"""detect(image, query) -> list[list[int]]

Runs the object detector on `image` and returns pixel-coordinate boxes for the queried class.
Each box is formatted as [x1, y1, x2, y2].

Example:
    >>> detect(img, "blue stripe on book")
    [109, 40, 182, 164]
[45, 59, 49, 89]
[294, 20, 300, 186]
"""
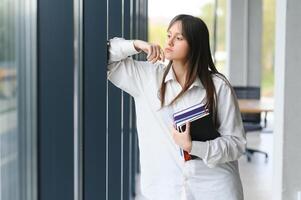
[173, 103, 204, 116]
[174, 110, 208, 124]
[176, 112, 210, 127]
[173, 105, 207, 121]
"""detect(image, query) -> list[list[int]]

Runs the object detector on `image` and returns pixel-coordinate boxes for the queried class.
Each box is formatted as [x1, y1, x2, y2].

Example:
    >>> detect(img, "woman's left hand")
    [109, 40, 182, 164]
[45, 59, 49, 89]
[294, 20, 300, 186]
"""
[171, 122, 192, 152]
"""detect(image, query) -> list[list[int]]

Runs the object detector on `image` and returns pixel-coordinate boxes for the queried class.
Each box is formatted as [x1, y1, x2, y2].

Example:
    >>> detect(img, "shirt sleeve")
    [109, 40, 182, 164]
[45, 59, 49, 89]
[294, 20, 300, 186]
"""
[107, 37, 154, 98]
[190, 80, 246, 168]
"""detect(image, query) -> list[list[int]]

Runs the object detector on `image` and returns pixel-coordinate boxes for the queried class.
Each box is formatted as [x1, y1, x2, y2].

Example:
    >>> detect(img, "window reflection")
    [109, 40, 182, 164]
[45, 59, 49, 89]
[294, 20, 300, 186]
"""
[0, 0, 19, 199]
[0, 0, 36, 199]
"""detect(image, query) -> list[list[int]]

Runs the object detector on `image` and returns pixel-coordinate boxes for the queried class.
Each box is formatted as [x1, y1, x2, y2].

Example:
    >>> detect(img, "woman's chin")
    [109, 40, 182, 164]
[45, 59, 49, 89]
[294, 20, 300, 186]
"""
[164, 55, 173, 60]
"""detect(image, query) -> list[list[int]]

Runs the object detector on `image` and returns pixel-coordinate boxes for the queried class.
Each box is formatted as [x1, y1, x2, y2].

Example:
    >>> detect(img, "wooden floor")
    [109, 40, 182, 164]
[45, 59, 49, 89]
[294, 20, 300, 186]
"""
[135, 114, 274, 200]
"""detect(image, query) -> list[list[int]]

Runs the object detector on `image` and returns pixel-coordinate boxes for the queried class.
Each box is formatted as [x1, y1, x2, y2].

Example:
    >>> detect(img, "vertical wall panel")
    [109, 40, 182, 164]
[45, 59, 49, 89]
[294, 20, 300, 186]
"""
[83, 0, 107, 199]
[38, 1, 74, 200]
[122, 0, 131, 199]
[130, 0, 138, 196]
[107, 0, 123, 199]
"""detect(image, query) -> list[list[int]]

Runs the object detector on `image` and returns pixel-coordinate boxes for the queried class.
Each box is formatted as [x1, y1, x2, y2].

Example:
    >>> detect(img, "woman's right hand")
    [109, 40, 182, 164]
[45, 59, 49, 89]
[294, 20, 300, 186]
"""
[133, 40, 165, 63]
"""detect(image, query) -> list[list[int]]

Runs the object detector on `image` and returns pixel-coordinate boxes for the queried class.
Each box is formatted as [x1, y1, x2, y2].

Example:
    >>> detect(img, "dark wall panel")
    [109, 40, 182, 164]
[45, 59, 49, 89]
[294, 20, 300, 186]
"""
[84, 0, 108, 199]
[122, 0, 132, 199]
[108, 0, 123, 199]
[38, 0, 74, 200]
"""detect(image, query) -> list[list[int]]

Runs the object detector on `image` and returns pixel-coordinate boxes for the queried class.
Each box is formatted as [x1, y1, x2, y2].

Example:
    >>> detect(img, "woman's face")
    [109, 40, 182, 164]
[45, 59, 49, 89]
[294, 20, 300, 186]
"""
[164, 21, 189, 63]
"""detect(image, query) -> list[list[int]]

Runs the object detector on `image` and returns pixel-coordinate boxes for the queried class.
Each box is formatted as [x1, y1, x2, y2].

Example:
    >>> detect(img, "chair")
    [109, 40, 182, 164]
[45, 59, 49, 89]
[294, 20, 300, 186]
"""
[233, 86, 268, 162]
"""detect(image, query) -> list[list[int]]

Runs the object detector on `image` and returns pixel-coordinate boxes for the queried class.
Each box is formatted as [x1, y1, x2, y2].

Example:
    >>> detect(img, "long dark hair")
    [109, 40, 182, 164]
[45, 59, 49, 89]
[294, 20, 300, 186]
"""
[159, 14, 226, 126]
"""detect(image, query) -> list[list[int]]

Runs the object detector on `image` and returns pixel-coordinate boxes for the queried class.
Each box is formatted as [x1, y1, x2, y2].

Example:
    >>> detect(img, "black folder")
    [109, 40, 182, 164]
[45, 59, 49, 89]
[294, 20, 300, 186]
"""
[179, 113, 220, 141]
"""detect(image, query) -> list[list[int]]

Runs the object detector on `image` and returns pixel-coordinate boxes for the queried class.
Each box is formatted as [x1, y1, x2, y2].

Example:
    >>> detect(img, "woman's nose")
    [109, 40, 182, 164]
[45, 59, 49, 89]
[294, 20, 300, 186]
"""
[167, 38, 174, 46]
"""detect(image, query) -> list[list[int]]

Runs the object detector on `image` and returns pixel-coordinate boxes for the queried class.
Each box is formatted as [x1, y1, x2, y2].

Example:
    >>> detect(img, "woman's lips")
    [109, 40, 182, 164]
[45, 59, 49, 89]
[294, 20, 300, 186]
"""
[164, 48, 173, 52]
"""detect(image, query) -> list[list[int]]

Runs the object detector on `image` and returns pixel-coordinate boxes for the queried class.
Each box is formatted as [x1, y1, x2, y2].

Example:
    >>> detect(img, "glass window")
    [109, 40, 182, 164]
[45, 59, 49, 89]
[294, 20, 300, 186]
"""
[148, 0, 227, 73]
[199, 0, 227, 74]
[0, 0, 37, 199]
[261, 0, 275, 97]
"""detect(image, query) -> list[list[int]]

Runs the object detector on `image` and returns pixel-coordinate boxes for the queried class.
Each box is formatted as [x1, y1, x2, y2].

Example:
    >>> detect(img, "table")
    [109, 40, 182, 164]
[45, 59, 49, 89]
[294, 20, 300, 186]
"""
[238, 98, 274, 128]
[238, 98, 274, 161]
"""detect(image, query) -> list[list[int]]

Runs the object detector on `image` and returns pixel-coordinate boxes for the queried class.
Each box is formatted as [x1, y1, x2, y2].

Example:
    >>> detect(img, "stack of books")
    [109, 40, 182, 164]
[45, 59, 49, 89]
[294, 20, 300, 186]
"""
[173, 103, 220, 161]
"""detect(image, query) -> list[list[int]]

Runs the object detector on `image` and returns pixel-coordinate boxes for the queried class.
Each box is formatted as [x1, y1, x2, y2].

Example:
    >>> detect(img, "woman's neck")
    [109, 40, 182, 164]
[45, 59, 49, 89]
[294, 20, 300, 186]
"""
[172, 60, 188, 88]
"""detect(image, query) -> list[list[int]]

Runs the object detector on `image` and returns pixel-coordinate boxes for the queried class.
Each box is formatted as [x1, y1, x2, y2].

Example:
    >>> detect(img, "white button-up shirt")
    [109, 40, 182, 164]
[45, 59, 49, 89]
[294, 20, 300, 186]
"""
[107, 38, 246, 200]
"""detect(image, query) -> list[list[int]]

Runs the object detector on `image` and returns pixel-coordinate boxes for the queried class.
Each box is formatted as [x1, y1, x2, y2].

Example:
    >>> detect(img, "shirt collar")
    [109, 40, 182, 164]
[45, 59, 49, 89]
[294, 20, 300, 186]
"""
[164, 66, 176, 83]
[164, 66, 203, 89]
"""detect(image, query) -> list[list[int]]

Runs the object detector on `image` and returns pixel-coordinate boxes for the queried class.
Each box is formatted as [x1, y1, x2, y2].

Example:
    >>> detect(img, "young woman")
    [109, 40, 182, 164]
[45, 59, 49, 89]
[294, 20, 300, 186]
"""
[108, 14, 246, 200]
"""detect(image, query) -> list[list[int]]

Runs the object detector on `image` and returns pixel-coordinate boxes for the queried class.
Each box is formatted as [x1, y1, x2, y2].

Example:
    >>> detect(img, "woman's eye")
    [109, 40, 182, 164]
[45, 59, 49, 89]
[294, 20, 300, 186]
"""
[167, 34, 171, 38]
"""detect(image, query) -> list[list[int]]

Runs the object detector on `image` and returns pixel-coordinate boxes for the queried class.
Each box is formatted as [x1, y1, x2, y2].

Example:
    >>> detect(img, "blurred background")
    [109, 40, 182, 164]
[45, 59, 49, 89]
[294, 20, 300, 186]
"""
[1, 0, 300, 200]
[148, 0, 275, 97]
